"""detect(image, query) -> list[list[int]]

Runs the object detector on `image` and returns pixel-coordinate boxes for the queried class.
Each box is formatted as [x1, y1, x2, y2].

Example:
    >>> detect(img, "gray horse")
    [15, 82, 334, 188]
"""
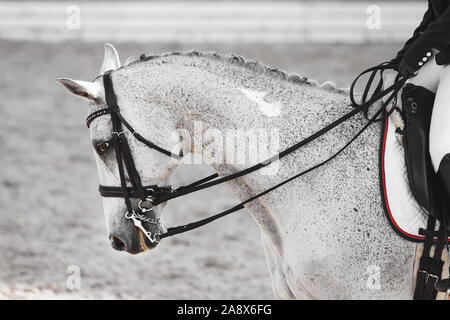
[58, 44, 417, 299]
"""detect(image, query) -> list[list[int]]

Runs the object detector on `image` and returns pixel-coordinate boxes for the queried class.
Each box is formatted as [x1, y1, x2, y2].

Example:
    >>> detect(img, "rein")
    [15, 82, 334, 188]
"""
[87, 63, 409, 243]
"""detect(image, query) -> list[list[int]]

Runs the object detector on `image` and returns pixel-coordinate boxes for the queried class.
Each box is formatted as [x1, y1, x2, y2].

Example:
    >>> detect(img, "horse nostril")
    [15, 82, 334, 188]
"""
[110, 236, 126, 251]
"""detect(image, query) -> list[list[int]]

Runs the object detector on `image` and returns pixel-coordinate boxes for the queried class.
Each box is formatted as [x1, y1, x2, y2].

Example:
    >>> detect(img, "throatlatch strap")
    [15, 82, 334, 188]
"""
[116, 112, 181, 159]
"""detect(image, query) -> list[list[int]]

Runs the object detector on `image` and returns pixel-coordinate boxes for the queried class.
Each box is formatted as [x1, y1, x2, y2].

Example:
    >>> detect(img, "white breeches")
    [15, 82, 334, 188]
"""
[407, 53, 450, 171]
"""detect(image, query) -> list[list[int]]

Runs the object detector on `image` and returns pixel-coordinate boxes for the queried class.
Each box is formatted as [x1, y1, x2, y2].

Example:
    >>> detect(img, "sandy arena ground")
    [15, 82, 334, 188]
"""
[0, 40, 397, 299]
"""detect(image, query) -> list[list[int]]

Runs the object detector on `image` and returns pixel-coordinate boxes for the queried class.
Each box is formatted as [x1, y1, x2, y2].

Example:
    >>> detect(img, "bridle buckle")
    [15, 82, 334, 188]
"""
[112, 131, 125, 137]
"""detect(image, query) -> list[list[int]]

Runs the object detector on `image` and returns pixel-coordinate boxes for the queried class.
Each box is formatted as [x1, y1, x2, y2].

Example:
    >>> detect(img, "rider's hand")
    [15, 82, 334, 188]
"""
[399, 59, 418, 78]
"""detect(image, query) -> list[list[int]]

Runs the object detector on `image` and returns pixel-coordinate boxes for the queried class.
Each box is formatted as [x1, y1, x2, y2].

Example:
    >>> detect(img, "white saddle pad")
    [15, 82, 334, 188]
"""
[381, 117, 449, 241]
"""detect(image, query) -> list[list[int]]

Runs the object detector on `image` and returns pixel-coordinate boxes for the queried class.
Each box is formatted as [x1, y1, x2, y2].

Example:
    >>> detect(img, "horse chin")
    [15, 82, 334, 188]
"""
[123, 230, 156, 254]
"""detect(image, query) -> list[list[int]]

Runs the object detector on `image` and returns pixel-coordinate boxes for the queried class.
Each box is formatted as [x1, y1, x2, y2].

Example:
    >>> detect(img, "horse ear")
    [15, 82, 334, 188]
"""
[56, 78, 104, 103]
[100, 43, 121, 74]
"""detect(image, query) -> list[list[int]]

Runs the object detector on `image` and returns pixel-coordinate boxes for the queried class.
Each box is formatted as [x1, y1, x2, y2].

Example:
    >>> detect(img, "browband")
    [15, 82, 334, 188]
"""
[86, 106, 119, 128]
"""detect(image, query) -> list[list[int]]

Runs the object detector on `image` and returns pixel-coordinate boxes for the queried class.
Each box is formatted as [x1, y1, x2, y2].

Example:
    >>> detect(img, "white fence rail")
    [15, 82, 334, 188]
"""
[0, 1, 426, 43]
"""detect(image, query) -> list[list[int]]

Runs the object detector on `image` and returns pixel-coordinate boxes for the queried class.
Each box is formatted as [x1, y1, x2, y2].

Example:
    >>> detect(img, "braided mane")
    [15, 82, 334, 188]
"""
[123, 50, 347, 95]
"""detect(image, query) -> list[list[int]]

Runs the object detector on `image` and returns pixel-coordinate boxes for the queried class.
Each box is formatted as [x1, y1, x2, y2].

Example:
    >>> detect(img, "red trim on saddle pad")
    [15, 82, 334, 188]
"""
[381, 118, 424, 241]
[380, 118, 450, 243]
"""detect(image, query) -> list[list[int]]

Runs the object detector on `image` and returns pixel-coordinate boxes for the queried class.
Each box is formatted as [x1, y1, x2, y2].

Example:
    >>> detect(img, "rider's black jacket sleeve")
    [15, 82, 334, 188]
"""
[393, 6, 434, 69]
[394, 1, 450, 76]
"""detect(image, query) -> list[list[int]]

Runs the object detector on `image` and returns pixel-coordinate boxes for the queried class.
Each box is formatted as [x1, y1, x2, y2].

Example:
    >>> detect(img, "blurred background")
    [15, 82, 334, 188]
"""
[0, 0, 424, 299]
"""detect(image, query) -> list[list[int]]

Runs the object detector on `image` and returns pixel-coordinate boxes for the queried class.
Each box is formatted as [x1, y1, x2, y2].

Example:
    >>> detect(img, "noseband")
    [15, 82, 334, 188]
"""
[86, 64, 408, 244]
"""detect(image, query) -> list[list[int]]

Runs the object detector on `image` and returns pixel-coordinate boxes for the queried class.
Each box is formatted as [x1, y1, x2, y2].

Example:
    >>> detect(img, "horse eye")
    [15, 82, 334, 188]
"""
[95, 142, 111, 155]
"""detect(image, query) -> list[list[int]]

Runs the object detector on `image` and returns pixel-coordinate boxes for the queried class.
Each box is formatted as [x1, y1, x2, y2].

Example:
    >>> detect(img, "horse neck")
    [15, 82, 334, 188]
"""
[117, 55, 354, 247]
[167, 57, 352, 245]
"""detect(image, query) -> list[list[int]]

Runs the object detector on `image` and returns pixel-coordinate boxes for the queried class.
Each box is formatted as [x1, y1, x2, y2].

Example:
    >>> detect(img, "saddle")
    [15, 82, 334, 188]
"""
[380, 82, 450, 299]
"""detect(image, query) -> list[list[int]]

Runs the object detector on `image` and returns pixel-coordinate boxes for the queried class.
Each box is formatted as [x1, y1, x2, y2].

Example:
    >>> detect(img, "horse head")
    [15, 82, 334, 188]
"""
[57, 44, 183, 253]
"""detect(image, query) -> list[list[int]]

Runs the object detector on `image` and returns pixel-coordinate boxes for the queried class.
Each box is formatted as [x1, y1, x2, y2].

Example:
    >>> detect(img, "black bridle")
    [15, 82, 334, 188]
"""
[86, 65, 408, 244]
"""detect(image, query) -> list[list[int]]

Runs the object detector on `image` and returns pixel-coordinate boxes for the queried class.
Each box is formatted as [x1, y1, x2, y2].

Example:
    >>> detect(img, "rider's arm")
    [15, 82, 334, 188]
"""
[392, 5, 434, 69]
[399, 6, 450, 76]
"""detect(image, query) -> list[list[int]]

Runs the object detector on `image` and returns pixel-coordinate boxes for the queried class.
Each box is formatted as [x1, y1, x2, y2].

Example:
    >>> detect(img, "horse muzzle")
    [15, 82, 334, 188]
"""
[109, 210, 162, 253]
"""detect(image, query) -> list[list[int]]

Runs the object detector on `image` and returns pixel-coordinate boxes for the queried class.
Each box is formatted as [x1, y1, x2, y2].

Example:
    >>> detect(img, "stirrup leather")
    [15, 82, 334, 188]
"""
[419, 154, 450, 298]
